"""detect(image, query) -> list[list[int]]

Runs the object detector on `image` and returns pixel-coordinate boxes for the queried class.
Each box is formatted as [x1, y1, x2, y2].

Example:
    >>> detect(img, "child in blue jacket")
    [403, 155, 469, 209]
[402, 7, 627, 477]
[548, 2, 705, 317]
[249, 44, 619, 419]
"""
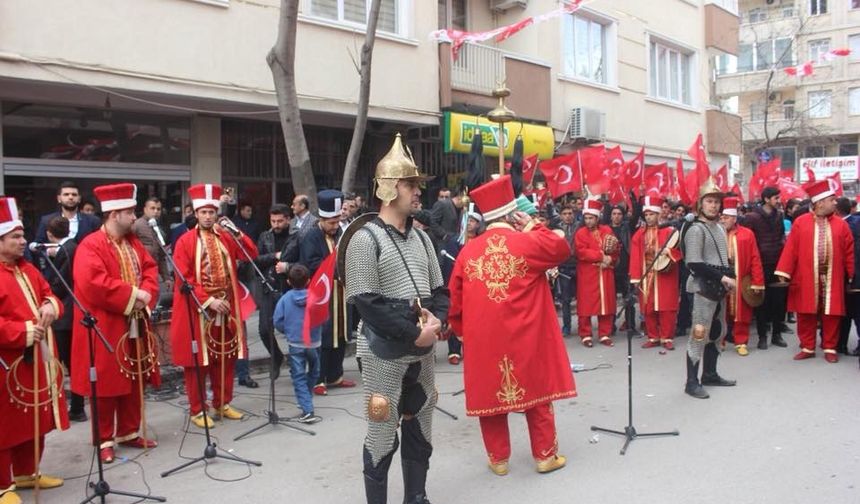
[273, 264, 322, 424]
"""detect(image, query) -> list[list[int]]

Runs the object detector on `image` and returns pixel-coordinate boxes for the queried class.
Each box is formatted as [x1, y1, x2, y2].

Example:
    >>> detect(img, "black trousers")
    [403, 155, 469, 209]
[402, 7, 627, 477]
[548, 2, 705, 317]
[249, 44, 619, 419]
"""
[257, 290, 284, 364]
[838, 290, 860, 352]
[755, 268, 787, 339]
[318, 345, 347, 385]
[558, 269, 575, 332]
[55, 329, 84, 413]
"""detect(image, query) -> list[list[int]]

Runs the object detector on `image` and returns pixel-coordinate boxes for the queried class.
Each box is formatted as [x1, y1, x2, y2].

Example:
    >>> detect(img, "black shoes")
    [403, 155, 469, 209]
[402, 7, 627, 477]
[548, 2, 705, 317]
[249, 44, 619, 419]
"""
[771, 333, 788, 348]
[701, 374, 737, 387]
[238, 377, 259, 388]
[68, 409, 88, 422]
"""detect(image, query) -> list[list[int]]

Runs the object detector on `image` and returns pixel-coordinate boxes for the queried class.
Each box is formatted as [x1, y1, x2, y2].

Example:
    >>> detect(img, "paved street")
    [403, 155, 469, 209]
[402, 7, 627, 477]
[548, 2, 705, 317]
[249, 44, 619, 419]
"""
[33, 319, 860, 504]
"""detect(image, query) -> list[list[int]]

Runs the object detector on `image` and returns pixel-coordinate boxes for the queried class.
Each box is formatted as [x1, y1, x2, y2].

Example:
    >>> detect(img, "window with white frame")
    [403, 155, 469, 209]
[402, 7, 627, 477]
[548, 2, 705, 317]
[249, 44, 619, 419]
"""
[563, 13, 611, 84]
[849, 34, 860, 60]
[808, 39, 831, 62]
[738, 38, 792, 72]
[649, 37, 693, 105]
[748, 7, 767, 23]
[309, 0, 406, 36]
[849, 88, 860, 115]
[808, 90, 832, 118]
[749, 102, 766, 122]
[809, 0, 827, 15]
[783, 99, 795, 120]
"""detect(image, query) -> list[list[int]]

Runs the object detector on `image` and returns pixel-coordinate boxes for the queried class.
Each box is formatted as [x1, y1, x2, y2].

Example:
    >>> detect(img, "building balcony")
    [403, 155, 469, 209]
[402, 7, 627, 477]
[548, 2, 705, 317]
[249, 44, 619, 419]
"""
[438, 42, 551, 123]
[707, 109, 743, 155]
[715, 67, 795, 97]
[705, 2, 740, 55]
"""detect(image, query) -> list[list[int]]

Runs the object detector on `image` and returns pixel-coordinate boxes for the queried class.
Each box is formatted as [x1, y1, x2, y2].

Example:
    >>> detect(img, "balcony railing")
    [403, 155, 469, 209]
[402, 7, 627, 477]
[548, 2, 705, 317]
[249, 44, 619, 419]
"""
[742, 4, 798, 24]
[450, 43, 506, 95]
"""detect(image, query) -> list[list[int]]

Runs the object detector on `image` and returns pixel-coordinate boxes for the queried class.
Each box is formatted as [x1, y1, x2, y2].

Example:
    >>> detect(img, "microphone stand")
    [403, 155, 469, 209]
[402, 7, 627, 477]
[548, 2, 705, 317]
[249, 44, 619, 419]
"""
[152, 228, 262, 478]
[225, 229, 315, 441]
[33, 248, 165, 503]
[590, 227, 680, 455]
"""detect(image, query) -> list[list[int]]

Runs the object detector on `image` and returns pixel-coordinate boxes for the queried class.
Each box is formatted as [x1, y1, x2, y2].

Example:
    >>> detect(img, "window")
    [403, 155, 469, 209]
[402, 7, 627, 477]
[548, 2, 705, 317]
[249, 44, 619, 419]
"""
[737, 39, 792, 72]
[805, 146, 826, 158]
[849, 88, 860, 115]
[563, 14, 609, 84]
[849, 35, 860, 60]
[808, 90, 832, 118]
[437, 0, 465, 31]
[750, 103, 766, 122]
[769, 146, 797, 170]
[748, 7, 767, 23]
[783, 99, 796, 120]
[839, 143, 859, 156]
[808, 39, 831, 62]
[851, 0, 860, 9]
[309, 0, 404, 36]
[810, 0, 827, 15]
[649, 37, 693, 105]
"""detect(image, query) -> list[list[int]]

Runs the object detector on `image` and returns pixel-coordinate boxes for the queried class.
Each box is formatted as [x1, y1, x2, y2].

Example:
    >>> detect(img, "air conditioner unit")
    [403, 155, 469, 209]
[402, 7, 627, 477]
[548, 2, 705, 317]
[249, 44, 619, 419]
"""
[568, 107, 605, 141]
[769, 91, 783, 102]
[490, 0, 528, 13]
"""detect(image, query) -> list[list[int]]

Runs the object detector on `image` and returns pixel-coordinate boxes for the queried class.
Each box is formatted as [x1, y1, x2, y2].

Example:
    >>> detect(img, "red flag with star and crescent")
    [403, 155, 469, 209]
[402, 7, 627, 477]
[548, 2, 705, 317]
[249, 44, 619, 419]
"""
[624, 146, 646, 195]
[538, 152, 582, 197]
[303, 251, 336, 346]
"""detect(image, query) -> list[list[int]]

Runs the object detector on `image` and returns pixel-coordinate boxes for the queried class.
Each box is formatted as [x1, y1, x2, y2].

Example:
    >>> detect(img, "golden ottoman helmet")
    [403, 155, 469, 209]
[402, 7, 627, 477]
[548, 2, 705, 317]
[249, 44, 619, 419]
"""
[696, 176, 724, 213]
[374, 133, 434, 205]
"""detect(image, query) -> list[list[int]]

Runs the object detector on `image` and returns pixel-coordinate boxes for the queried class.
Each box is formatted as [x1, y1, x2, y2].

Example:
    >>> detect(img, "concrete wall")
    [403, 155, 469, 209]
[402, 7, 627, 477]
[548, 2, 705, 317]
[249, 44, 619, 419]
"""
[0, 0, 440, 124]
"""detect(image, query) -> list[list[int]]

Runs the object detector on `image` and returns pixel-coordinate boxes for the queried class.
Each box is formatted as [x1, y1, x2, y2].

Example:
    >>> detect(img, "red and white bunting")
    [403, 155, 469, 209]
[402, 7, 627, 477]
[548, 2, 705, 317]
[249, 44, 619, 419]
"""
[784, 48, 851, 78]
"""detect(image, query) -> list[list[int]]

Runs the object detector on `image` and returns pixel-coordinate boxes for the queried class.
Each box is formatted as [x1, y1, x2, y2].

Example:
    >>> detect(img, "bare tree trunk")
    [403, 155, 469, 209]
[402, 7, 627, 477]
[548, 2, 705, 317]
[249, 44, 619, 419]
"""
[268, 0, 318, 209]
[341, 0, 382, 194]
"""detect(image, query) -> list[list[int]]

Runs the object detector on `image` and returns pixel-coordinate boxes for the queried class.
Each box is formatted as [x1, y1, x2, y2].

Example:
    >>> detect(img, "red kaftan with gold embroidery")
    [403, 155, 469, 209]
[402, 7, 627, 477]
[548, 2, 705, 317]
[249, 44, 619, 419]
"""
[449, 223, 577, 417]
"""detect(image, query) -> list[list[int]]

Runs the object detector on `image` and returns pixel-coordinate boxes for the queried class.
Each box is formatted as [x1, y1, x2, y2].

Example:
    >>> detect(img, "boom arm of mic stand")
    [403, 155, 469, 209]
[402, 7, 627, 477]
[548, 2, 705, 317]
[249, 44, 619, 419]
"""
[155, 238, 211, 322]
[225, 231, 276, 295]
[34, 249, 114, 353]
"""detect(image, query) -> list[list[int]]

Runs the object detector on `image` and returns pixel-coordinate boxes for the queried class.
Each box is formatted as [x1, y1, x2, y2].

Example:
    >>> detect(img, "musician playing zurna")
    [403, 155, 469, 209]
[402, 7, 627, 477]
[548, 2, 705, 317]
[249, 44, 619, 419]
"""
[683, 178, 737, 399]
[72, 183, 160, 464]
[0, 196, 67, 503]
[574, 197, 619, 348]
[170, 184, 258, 428]
[629, 196, 683, 351]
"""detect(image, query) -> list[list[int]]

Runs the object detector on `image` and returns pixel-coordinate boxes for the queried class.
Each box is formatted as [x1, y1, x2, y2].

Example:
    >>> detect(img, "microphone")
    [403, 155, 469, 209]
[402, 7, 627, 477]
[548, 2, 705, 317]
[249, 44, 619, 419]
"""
[440, 250, 457, 263]
[148, 218, 168, 247]
[28, 242, 60, 252]
[658, 213, 695, 229]
[218, 217, 241, 237]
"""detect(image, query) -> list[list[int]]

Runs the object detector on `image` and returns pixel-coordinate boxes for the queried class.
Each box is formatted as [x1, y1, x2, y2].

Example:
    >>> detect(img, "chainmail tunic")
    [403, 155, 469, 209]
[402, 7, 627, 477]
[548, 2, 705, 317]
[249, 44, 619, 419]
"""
[683, 218, 729, 363]
[344, 220, 444, 465]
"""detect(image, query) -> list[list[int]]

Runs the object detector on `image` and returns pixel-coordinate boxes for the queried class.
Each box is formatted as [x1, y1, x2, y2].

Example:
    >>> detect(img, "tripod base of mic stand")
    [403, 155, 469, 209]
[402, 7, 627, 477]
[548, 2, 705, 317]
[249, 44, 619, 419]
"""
[590, 424, 679, 455]
[81, 478, 166, 503]
[233, 410, 316, 441]
[160, 442, 262, 478]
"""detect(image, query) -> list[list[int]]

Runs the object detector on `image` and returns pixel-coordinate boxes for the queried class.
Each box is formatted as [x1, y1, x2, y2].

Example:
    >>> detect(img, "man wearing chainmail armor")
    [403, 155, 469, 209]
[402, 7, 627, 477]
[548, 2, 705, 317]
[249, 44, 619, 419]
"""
[343, 134, 448, 504]
[683, 178, 737, 399]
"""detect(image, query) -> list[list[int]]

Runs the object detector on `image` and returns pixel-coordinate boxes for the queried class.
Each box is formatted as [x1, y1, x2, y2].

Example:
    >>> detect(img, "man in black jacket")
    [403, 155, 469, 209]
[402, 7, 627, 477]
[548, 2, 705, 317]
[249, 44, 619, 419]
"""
[299, 190, 356, 395]
[35, 181, 101, 243]
[42, 215, 87, 421]
[428, 191, 466, 247]
[741, 186, 788, 349]
[252, 204, 291, 379]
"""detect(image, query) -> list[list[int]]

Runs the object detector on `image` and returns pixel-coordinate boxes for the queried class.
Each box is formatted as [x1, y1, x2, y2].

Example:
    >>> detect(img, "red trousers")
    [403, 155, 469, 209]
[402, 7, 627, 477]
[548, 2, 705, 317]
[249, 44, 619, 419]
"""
[0, 436, 44, 492]
[96, 392, 142, 448]
[184, 359, 235, 415]
[797, 313, 840, 353]
[732, 320, 751, 345]
[578, 315, 613, 340]
[478, 403, 558, 464]
[644, 310, 677, 341]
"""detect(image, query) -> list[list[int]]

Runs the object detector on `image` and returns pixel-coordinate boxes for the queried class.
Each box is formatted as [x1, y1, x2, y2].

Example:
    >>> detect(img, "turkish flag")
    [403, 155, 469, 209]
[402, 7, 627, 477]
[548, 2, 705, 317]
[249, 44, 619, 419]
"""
[676, 158, 692, 206]
[805, 166, 817, 183]
[748, 158, 781, 202]
[522, 154, 539, 186]
[608, 178, 628, 206]
[303, 251, 336, 346]
[785, 61, 814, 77]
[605, 146, 625, 178]
[624, 147, 646, 194]
[827, 172, 844, 196]
[730, 183, 744, 204]
[687, 133, 708, 164]
[538, 153, 582, 197]
[714, 165, 729, 192]
[644, 162, 670, 197]
[238, 282, 257, 322]
[578, 145, 608, 194]
[777, 177, 806, 204]
[685, 167, 700, 206]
